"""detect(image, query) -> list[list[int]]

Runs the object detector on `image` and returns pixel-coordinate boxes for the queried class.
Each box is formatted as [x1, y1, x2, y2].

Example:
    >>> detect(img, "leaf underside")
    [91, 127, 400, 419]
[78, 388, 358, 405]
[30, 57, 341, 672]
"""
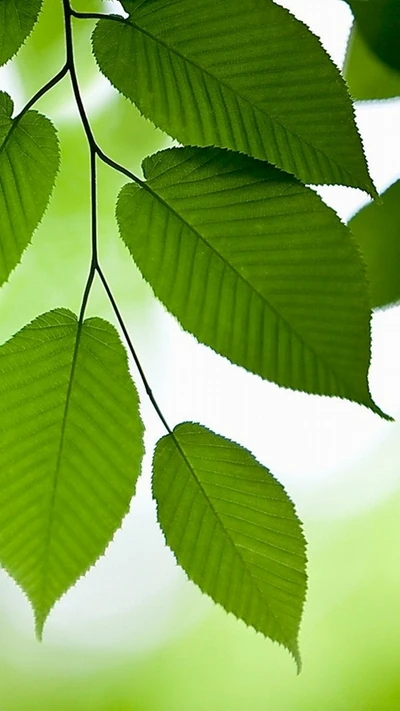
[117, 146, 383, 415]
[0, 309, 144, 635]
[92, 0, 374, 193]
[0, 0, 43, 66]
[0, 92, 59, 287]
[349, 180, 400, 309]
[153, 422, 307, 670]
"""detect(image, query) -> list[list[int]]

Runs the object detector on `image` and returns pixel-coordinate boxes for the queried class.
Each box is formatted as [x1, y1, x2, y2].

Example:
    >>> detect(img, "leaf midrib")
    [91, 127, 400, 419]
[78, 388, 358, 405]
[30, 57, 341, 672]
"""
[36, 319, 83, 631]
[171, 429, 295, 650]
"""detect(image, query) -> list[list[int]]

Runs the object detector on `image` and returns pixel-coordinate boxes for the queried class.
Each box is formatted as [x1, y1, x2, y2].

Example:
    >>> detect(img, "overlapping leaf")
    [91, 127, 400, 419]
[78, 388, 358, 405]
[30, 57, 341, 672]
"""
[92, 0, 374, 193]
[0, 0, 43, 66]
[152, 422, 307, 668]
[344, 22, 400, 101]
[345, 0, 400, 73]
[117, 146, 383, 414]
[0, 92, 59, 286]
[0, 309, 144, 635]
[349, 181, 400, 308]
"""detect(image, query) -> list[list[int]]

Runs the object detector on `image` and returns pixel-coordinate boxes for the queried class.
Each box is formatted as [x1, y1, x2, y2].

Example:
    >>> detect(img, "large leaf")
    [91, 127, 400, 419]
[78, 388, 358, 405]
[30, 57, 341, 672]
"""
[344, 22, 400, 101]
[117, 146, 383, 415]
[152, 422, 307, 669]
[0, 92, 59, 286]
[0, 309, 144, 635]
[349, 180, 400, 309]
[0, 0, 43, 66]
[92, 0, 374, 193]
[345, 0, 400, 73]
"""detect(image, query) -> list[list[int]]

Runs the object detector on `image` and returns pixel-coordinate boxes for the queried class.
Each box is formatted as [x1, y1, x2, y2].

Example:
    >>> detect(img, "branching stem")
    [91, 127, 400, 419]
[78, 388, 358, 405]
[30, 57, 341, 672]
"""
[62, 0, 171, 434]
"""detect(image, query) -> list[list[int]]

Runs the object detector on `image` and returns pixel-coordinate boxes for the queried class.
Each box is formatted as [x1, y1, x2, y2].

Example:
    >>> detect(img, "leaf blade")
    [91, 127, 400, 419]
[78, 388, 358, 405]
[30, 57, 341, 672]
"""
[117, 146, 383, 414]
[0, 309, 144, 633]
[0, 92, 60, 287]
[152, 422, 307, 668]
[92, 0, 374, 193]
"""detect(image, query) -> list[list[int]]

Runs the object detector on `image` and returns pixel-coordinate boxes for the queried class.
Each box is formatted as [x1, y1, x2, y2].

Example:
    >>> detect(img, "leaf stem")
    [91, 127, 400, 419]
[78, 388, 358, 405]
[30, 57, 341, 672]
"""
[70, 10, 127, 24]
[96, 265, 172, 435]
[15, 63, 69, 120]
[62, 0, 171, 434]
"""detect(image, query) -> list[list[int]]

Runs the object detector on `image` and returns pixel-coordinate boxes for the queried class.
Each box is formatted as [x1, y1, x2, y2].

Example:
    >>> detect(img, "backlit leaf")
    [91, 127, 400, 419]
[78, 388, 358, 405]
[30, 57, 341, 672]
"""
[349, 180, 400, 308]
[0, 0, 43, 66]
[0, 309, 144, 635]
[92, 0, 374, 193]
[0, 92, 59, 287]
[153, 422, 307, 669]
[117, 146, 384, 415]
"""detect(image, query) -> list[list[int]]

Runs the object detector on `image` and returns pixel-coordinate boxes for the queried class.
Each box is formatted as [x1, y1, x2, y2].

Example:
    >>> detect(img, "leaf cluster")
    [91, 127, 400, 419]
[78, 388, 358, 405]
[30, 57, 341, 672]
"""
[0, 0, 398, 670]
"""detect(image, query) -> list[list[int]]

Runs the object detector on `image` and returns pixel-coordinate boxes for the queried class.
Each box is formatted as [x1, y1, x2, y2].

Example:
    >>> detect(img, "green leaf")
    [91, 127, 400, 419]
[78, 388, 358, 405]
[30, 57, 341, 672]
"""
[0, 92, 60, 287]
[0, 308, 144, 635]
[152, 422, 307, 669]
[344, 22, 400, 101]
[0, 0, 43, 66]
[92, 0, 374, 194]
[345, 0, 400, 73]
[117, 146, 384, 415]
[349, 180, 400, 309]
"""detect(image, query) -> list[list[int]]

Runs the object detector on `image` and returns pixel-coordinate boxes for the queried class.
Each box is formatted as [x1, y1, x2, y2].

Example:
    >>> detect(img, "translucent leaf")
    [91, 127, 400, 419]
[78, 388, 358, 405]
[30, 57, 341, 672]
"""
[117, 146, 384, 415]
[0, 0, 43, 66]
[344, 22, 400, 101]
[0, 309, 144, 635]
[349, 180, 400, 309]
[0, 92, 59, 287]
[152, 422, 307, 669]
[345, 0, 400, 73]
[92, 0, 374, 193]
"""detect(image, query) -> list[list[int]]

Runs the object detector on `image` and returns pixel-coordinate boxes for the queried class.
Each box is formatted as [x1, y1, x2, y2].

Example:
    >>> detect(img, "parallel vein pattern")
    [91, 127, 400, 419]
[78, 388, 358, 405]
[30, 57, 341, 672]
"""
[0, 0, 43, 66]
[93, 0, 374, 192]
[153, 422, 307, 668]
[0, 91, 59, 286]
[117, 146, 382, 414]
[0, 309, 144, 635]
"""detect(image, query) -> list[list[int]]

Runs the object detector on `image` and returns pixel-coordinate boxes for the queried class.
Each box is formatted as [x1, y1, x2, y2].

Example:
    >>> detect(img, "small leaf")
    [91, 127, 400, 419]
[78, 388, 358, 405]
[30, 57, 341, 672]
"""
[349, 180, 400, 309]
[0, 0, 43, 66]
[117, 146, 384, 415]
[153, 422, 307, 669]
[344, 22, 400, 101]
[0, 309, 144, 635]
[0, 92, 60, 286]
[345, 0, 400, 73]
[92, 0, 374, 193]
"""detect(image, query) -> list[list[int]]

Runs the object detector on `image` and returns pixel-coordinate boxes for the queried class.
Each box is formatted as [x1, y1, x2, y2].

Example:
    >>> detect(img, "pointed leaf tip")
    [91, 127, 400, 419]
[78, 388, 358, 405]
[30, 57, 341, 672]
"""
[152, 422, 307, 668]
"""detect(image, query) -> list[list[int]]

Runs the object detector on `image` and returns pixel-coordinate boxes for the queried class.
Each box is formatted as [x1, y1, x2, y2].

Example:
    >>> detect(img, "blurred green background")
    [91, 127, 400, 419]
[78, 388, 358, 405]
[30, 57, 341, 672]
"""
[1, 0, 400, 709]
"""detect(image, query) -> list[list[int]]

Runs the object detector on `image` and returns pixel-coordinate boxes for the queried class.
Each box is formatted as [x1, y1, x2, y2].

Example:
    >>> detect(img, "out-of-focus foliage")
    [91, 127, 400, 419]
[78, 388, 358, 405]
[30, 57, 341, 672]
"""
[350, 180, 400, 309]
[344, 0, 400, 100]
[345, 0, 400, 73]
